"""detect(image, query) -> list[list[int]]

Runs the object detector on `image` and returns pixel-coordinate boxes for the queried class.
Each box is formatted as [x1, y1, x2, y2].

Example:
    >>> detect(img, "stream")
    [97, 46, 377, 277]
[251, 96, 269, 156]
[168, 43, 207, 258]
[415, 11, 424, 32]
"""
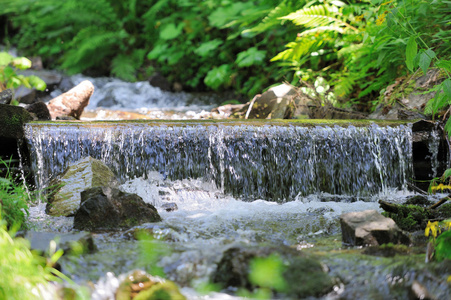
[24, 76, 451, 299]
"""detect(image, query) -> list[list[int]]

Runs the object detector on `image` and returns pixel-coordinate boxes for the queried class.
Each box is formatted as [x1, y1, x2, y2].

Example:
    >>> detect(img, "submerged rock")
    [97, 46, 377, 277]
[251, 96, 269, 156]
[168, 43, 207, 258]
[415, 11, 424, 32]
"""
[116, 270, 186, 300]
[73, 186, 161, 231]
[46, 156, 118, 216]
[340, 210, 410, 246]
[24, 231, 96, 255]
[212, 245, 334, 298]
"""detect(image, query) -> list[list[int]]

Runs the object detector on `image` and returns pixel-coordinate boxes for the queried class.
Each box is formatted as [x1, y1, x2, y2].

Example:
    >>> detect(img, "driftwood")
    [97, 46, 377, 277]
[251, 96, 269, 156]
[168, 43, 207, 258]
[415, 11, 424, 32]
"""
[47, 80, 94, 120]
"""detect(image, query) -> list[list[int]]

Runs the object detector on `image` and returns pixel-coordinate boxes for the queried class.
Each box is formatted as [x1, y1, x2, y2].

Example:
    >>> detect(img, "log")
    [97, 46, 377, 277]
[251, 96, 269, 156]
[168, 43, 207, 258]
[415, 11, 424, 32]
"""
[47, 80, 94, 120]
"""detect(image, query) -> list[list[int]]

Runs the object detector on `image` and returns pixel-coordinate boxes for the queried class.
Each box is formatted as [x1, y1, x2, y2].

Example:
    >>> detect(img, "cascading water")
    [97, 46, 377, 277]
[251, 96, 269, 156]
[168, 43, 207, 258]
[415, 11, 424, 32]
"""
[24, 122, 412, 201]
[23, 120, 451, 300]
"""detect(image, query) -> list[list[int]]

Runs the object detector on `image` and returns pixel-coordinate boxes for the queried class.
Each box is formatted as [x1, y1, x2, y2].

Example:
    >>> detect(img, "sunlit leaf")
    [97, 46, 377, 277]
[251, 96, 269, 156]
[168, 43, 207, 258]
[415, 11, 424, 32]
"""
[28, 75, 47, 91]
[235, 47, 266, 67]
[12, 57, 32, 70]
[194, 40, 223, 57]
[204, 64, 232, 90]
[405, 36, 417, 72]
[0, 52, 13, 66]
[159, 23, 184, 40]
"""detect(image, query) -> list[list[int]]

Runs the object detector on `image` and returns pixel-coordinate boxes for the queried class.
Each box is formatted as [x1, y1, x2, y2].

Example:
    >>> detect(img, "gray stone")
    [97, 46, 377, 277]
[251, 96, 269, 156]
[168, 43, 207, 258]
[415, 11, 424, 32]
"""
[15, 86, 36, 104]
[24, 231, 96, 255]
[340, 210, 410, 246]
[232, 83, 314, 119]
[46, 157, 119, 216]
[74, 186, 161, 231]
[0, 89, 12, 104]
[26, 101, 51, 120]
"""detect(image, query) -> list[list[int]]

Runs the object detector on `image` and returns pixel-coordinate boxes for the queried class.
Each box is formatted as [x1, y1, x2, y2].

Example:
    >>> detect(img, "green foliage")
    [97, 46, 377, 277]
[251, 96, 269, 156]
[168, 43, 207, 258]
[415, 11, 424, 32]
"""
[0, 158, 29, 229]
[435, 230, 451, 261]
[0, 52, 46, 100]
[137, 230, 167, 277]
[1, 0, 302, 96]
[0, 213, 65, 299]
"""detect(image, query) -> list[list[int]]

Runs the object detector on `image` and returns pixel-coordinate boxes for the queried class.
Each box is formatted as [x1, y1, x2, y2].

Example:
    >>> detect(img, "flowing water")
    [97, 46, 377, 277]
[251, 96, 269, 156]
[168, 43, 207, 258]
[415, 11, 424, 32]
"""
[23, 74, 450, 298]
[23, 120, 451, 299]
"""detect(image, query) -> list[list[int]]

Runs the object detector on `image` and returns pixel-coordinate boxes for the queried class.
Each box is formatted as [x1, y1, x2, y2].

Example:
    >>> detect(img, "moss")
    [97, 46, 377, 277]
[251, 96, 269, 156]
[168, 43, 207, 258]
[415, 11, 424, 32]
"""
[29, 118, 413, 129]
[383, 204, 432, 231]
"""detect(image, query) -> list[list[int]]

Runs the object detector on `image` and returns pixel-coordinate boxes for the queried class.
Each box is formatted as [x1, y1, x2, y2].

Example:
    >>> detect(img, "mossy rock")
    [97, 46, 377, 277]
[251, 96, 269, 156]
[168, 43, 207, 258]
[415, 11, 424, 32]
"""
[0, 103, 33, 139]
[282, 256, 334, 298]
[116, 270, 185, 300]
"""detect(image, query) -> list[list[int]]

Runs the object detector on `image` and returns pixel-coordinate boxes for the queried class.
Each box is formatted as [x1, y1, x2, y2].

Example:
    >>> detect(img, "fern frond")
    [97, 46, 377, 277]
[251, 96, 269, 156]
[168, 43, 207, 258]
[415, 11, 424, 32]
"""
[244, 2, 294, 34]
[297, 25, 347, 37]
[281, 4, 358, 32]
[111, 50, 146, 82]
[271, 39, 320, 62]
[334, 73, 356, 98]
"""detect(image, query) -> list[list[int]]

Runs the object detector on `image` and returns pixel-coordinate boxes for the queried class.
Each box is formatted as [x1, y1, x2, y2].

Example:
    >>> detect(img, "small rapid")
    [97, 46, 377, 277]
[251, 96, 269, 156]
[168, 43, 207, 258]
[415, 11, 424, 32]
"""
[24, 121, 413, 201]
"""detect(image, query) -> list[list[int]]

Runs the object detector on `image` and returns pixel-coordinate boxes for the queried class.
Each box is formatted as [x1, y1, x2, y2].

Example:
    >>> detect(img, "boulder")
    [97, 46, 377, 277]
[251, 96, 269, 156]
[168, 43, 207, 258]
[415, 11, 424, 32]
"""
[0, 103, 33, 139]
[340, 210, 410, 246]
[231, 83, 314, 119]
[46, 157, 118, 216]
[26, 101, 51, 120]
[47, 80, 94, 120]
[73, 187, 161, 230]
[15, 86, 36, 104]
[116, 270, 185, 300]
[212, 245, 334, 298]
[148, 72, 171, 91]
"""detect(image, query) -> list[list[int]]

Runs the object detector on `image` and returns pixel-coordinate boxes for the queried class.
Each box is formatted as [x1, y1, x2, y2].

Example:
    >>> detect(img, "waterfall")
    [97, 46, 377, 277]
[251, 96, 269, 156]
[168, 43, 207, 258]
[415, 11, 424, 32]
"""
[24, 122, 413, 201]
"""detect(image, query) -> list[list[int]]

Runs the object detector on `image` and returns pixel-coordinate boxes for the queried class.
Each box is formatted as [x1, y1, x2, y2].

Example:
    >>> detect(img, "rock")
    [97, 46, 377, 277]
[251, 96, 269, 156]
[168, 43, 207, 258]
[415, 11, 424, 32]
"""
[211, 103, 246, 118]
[0, 103, 33, 139]
[369, 69, 444, 120]
[340, 210, 410, 246]
[73, 187, 161, 230]
[116, 270, 186, 300]
[19, 69, 62, 92]
[15, 86, 36, 104]
[308, 105, 368, 119]
[46, 157, 119, 216]
[0, 89, 12, 104]
[232, 83, 314, 119]
[148, 72, 171, 91]
[47, 80, 94, 120]
[26, 101, 51, 120]
[24, 231, 96, 255]
[211, 245, 334, 298]
[161, 202, 178, 212]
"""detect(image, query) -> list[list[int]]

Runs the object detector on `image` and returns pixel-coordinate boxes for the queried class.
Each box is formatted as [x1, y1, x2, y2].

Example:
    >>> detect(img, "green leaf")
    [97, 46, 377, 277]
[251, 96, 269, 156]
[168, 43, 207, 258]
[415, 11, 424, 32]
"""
[0, 52, 13, 66]
[159, 23, 184, 40]
[405, 36, 417, 72]
[204, 64, 232, 90]
[194, 40, 223, 57]
[147, 44, 169, 60]
[419, 49, 435, 74]
[27, 75, 47, 91]
[442, 168, 451, 181]
[235, 47, 266, 67]
[442, 78, 451, 100]
[435, 230, 451, 261]
[436, 59, 451, 73]
[12, 57, 32, 70]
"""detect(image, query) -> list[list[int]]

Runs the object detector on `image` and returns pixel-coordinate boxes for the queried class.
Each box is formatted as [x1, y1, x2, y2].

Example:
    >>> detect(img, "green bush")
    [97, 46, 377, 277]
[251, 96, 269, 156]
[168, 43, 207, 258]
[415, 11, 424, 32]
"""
[0, 214, 64, 299]
[1, 0, 302, 96]
[0, 52, 46, 104]
[0, 159, 30, 229]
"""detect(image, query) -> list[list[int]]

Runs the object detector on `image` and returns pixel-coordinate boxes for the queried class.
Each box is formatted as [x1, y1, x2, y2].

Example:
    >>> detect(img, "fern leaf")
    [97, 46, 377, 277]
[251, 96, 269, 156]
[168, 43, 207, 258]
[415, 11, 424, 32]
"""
[334, 74, 356, 98]
[281, 4, 357, 32]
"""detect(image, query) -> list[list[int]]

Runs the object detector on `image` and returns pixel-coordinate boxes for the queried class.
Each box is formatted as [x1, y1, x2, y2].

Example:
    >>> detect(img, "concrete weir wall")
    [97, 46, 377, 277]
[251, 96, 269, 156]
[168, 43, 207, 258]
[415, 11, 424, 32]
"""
[0, 113, 448, 194]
